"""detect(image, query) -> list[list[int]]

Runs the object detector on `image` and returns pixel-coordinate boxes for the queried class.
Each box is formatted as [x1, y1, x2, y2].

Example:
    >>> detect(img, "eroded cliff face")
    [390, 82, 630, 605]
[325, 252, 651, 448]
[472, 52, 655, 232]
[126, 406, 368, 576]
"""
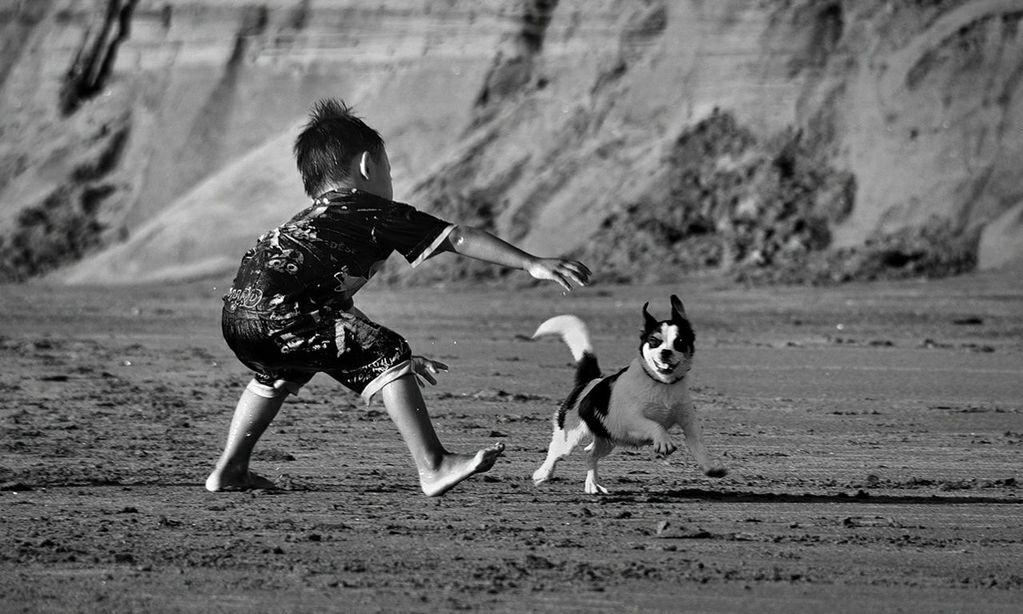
[408, 0, 1023, 284]
[0, 0, 517, 282]
[1, 0, 1022, 285]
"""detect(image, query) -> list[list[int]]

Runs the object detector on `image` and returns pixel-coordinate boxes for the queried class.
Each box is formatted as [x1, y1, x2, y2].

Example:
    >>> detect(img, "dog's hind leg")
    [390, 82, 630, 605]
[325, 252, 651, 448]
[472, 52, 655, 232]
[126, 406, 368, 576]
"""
[533, 423, 588, 485]
[584, 436, 615, 494]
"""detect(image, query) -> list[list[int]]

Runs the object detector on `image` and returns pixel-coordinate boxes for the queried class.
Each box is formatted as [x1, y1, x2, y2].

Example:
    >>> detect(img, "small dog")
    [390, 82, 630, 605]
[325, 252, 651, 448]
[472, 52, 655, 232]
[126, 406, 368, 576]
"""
[531, 295, 726, 494]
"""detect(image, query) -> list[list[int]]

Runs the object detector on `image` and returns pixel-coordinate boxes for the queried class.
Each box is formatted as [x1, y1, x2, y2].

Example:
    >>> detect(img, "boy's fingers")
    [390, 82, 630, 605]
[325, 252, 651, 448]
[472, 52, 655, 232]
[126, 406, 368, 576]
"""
[567, 270, 587, 287]
[415, 366, 437, 385]
[411, 356, 446, 385]
[564, 268, 588, 288]
[553, 271, 572, 292]
[530, 259, 590, 291]
[561, 260, 590, 286]
[564, 260, 588, 274]
[423, 364, 447, 378]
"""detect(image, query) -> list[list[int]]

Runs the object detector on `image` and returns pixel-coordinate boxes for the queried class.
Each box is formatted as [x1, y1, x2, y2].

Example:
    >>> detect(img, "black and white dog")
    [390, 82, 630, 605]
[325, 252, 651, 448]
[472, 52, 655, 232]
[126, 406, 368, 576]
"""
[531, 295, 726, 494]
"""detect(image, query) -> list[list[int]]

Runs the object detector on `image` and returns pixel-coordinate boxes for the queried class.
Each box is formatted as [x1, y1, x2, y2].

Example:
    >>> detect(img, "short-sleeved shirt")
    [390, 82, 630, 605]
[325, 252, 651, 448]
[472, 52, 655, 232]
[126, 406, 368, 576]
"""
[223, 188, 454, 320]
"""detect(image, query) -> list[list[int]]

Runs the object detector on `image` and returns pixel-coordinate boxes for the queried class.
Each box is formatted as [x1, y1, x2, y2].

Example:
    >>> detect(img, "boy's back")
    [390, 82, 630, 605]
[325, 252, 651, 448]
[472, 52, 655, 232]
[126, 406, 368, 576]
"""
[224, 188, 453, 318]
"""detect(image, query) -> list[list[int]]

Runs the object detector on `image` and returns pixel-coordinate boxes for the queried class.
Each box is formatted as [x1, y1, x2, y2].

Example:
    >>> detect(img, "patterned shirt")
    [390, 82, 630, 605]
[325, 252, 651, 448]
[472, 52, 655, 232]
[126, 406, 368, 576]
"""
[224, 189, 453, 319]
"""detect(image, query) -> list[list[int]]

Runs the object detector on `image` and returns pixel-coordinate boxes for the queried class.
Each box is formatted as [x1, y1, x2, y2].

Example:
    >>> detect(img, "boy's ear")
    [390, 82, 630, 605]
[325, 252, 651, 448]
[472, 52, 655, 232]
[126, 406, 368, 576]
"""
[358, 151, 372, 180]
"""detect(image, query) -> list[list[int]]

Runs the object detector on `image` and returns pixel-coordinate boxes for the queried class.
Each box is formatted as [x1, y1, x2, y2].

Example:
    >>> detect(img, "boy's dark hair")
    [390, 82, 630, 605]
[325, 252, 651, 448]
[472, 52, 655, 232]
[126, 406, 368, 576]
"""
[294, 98, 385, 198]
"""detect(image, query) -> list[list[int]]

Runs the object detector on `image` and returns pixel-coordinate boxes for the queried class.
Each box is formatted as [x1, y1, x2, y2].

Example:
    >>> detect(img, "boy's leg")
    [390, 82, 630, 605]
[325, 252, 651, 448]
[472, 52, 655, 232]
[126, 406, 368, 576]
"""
[205, 381, 287, 492]
[380, 373, 503, 497]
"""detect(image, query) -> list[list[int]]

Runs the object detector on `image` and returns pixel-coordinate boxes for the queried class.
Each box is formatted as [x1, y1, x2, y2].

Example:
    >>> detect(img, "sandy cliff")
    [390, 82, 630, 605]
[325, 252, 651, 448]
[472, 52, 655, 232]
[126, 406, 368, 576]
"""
[1, 0, 1022, 285]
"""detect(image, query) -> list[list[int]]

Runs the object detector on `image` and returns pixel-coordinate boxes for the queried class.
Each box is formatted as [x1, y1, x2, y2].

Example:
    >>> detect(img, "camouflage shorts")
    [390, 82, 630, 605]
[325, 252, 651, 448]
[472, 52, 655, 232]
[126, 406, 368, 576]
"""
[222, 306, 412, 402]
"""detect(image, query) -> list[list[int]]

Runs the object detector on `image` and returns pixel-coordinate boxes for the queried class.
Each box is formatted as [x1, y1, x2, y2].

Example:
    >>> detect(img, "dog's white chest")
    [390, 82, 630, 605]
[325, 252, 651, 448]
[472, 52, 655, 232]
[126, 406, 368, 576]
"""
[602, 359, 688, 441]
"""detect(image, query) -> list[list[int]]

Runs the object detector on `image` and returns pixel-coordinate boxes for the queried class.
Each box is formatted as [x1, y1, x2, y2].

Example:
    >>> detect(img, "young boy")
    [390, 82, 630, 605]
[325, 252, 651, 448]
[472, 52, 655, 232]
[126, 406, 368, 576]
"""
[206, 99, 590, 496]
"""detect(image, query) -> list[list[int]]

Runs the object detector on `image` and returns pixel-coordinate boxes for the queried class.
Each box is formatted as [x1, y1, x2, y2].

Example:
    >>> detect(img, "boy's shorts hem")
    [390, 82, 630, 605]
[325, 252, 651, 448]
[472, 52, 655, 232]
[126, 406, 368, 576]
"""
[245, 360, 412, 404]
[360, 359, 415, 404]
[246, 378, 303, 399]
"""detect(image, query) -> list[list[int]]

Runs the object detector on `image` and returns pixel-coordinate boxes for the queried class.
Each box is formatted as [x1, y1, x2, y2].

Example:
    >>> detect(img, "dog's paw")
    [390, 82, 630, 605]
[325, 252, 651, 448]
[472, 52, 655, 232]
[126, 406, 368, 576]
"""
[705, 466, 727, 478]
[532, 469, 551, 485]
[584, 481, 609, 495]
[652, 439, 677, 457]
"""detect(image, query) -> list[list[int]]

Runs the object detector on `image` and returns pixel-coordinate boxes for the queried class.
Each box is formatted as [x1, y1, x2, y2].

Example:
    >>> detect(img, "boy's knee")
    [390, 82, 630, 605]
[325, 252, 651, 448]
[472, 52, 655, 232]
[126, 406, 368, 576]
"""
[246, 378, 302, 399]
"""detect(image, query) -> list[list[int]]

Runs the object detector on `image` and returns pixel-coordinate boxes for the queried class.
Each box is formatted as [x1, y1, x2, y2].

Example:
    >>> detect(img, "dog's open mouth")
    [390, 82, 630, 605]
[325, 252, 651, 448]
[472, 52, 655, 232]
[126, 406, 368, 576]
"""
[652, 359, 677, 374]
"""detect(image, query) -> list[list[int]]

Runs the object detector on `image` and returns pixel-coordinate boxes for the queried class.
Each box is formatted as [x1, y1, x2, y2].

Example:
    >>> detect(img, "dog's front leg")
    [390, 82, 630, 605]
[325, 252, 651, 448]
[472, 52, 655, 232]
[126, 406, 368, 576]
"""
[648, 424, 677, 457]
[677, 407, 727, 478]
[584, 437, 614, 494]
[533, 423, 588, 485]
[626, 418, 677, 456]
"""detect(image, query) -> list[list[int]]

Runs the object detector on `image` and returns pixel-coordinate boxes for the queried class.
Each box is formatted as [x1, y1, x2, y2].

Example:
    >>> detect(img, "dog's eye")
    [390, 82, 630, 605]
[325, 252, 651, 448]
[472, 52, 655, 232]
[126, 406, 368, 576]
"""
[674, 339, 687, 351]
[648, 335, 662, 347]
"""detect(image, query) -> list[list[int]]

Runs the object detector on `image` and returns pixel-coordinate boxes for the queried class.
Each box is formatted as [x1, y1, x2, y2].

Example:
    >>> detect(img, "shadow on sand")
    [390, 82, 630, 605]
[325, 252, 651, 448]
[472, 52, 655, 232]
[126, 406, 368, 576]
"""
[627, 488, 1023, 506]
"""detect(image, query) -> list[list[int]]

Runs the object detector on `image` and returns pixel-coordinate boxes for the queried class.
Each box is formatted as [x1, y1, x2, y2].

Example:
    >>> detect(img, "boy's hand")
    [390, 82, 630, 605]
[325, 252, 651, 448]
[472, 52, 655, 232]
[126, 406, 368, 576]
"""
[526, 259, 591, 292]
[410, 356, 449, 387]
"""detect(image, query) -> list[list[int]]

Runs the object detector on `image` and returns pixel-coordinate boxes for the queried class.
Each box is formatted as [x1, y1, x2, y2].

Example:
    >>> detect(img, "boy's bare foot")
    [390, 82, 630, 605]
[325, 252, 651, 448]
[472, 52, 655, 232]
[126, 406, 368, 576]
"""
[205, 468, 279, 492]
[419, 443, 505, 497]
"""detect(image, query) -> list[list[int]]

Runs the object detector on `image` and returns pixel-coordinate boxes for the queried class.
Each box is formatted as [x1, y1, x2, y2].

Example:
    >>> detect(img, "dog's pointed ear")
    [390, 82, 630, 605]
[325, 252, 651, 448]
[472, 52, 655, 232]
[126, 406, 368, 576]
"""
[670, 295, 687, 320]
[642, 301, 658, 332]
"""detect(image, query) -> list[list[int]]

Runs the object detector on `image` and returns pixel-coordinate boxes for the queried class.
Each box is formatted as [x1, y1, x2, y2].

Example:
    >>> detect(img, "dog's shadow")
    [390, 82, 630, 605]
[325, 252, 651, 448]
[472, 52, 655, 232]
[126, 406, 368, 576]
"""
[603, 487, 1022, 506]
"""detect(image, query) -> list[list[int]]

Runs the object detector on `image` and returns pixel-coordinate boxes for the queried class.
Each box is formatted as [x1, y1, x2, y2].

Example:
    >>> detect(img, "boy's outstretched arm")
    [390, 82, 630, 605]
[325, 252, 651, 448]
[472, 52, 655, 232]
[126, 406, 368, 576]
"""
[439, 225, 591, 291]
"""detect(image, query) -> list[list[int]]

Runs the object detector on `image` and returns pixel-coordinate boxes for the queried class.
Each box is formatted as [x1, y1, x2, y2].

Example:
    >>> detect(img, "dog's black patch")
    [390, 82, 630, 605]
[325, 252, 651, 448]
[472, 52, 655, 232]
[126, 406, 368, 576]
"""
[670, 294, 695, 355]
[556, 351, 601, 430]
[673, 318, 696, 355]
[574, 351, 601, 386]
[576, 367, 626, 440]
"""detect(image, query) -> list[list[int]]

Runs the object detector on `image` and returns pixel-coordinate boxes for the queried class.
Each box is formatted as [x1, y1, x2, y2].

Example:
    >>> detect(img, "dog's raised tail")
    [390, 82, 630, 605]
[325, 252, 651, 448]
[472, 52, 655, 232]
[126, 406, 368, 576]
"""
[533, 315, 602, 386]
[533, 315, 592, 360]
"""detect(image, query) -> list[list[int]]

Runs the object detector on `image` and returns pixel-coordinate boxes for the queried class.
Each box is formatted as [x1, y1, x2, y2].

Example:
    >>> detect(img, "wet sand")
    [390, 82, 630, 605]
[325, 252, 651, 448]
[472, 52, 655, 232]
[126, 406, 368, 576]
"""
[1, 272, 1021, 612]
